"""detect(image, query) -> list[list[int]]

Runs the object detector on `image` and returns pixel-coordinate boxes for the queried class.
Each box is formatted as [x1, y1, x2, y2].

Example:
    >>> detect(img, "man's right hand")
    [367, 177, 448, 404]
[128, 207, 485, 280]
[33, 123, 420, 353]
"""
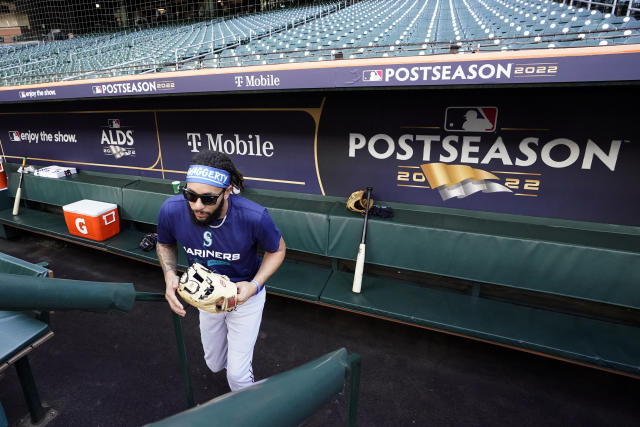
[165, 271, 186, 317]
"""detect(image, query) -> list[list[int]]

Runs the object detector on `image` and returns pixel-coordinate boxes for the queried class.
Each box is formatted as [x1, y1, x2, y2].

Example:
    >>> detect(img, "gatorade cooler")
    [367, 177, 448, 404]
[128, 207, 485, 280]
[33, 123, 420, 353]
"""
[63, 200, 120, 241]
[0, 157, 7, 191]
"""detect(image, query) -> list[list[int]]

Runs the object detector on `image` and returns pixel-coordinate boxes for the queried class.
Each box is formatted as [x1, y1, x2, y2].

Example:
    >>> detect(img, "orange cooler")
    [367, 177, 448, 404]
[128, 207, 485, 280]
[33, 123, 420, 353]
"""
[63, 200, 120, 241]
[0, 157, 7, 191]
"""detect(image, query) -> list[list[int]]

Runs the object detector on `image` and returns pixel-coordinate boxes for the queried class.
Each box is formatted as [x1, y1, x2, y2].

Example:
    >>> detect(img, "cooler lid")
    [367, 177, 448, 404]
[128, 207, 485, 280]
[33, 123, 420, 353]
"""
[63, 199, 117, 216]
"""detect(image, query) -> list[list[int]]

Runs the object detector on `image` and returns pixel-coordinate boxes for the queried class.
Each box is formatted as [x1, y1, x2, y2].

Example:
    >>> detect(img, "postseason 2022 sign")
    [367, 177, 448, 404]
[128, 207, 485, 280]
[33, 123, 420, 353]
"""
[0, 91, 638, 226]
[315, 92, 638, 226]
[1, 47, 640, 102]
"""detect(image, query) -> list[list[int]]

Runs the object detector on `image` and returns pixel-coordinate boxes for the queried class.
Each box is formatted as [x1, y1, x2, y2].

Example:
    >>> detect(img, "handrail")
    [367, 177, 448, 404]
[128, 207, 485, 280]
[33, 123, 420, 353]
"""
[60, 55, 154, 81]
[0, 50, 61, 72]
[146, 348, 361, 427]
[0, 273, 135, 312]
[172, 1, 343, 66]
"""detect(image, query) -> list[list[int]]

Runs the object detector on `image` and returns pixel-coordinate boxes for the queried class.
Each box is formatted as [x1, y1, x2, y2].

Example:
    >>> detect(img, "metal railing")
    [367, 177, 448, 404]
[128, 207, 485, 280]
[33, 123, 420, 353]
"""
[172, 1, 344, 68]
[567, 0, 640, 16]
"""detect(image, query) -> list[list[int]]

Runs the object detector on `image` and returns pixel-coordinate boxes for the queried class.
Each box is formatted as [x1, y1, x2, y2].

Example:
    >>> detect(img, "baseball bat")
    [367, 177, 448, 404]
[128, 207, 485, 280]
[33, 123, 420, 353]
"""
[12, 157, 26, 216]
[352, 187, 372, 293]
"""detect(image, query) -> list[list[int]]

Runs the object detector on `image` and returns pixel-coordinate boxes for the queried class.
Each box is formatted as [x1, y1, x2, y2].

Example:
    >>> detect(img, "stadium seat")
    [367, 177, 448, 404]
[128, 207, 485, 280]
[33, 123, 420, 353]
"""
[3, 0, 640, 84]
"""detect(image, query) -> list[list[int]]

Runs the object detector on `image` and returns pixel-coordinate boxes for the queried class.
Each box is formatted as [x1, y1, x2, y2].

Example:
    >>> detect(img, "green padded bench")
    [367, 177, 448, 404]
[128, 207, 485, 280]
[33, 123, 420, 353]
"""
[0, 253, 56, 425]
[0, 312, 52, 373]
[0, 311, 54, 425]
[323, 203, 640, 377]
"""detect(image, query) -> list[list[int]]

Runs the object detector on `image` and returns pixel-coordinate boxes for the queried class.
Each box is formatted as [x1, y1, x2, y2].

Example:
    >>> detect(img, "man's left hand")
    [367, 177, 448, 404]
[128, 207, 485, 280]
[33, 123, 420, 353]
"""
[235, 280, 258, 305]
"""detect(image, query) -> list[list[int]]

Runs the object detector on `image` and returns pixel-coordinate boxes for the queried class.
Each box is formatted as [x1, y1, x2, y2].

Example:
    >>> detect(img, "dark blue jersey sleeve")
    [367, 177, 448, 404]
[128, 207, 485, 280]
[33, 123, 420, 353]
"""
[157, 199, 177, 245]
[255, 209, 281, 253]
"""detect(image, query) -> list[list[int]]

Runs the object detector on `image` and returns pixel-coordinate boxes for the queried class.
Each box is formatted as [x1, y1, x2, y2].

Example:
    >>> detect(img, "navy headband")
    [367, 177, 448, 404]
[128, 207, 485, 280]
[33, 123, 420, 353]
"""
[186, 165, 231, 188]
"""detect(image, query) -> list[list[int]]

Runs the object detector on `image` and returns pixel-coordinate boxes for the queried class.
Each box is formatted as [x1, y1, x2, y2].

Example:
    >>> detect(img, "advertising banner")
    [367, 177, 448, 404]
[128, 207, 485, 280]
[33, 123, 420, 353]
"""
[316, 93, 639, 226]
[0, 112, 160, 176]
[156, 109, 322, 193]
[1, 48, 639, 103]
[0, 91, 638, 226]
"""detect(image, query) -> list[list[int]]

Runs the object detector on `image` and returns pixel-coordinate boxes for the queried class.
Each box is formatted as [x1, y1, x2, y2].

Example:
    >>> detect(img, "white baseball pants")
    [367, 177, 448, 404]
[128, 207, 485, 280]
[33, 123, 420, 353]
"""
[198, 289, 266, 391]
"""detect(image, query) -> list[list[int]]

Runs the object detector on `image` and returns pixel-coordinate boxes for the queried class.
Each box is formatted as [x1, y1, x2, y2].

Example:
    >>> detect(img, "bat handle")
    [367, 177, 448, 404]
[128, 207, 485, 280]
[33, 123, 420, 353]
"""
[12, 187, 22, 215]
[352, 243, 366, 293]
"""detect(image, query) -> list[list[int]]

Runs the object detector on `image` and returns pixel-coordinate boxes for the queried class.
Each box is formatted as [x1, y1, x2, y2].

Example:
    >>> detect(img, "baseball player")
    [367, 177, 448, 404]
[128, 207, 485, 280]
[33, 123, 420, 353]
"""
[156, 150, 286, 391]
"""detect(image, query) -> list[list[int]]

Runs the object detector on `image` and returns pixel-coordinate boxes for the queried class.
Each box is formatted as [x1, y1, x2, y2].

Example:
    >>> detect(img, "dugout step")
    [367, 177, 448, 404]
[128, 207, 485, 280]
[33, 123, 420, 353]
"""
[319, 270, 640, 376]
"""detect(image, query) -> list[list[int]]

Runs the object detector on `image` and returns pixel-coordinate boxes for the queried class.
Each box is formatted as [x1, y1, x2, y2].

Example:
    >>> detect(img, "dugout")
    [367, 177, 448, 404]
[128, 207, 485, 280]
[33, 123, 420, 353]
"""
[0, 46, 639, 379]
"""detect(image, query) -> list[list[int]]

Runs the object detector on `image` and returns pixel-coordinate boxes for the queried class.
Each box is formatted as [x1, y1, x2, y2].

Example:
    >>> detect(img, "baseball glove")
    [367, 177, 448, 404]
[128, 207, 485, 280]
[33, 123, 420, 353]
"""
[346, 190, 374, 214]
[139, 233, 158, 251]
[177, 263, 238, 313]
[346, 189, 395, 218]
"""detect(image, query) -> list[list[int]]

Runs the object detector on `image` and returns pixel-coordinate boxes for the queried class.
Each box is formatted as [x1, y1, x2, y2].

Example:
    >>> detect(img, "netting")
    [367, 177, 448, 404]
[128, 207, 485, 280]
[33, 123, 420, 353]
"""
[4, 1, 325, 43]
[1, 0, 639, 86]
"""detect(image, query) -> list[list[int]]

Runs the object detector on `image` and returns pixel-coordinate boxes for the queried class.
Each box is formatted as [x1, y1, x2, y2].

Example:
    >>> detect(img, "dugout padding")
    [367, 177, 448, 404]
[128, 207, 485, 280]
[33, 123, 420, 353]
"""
[327, 204, 640, 310]
[0, 252, 50, 278]
[5, 167, 133, 208]
[120, 179, 174, 225]
[241, 188, 338, 257]
[0, 273, 136, 312]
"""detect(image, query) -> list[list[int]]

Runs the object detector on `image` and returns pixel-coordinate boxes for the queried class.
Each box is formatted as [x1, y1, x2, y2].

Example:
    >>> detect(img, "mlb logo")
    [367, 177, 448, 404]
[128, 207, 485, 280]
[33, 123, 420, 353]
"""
[444, 107, 498, 132]
[108, 119, 120, 129]
[92, 85, 103, 94]
[19, 91, 27, 98]
[363, 70, 383, 82]
[8, 131, 21, 142]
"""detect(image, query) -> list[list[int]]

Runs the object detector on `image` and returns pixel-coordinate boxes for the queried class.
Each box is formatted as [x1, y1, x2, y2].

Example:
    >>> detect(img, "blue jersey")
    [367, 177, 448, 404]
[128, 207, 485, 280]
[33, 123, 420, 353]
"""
[157, 194, 281, 282]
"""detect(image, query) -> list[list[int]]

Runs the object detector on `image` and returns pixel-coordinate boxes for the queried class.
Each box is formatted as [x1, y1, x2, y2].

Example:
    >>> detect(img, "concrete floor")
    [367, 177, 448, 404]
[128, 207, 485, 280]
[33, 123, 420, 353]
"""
[1, 232, 639, 426]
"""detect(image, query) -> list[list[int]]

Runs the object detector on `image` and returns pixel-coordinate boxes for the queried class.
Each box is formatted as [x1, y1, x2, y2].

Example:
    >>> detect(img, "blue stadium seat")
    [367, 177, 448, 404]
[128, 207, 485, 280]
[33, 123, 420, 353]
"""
[3, 0, 640, 83]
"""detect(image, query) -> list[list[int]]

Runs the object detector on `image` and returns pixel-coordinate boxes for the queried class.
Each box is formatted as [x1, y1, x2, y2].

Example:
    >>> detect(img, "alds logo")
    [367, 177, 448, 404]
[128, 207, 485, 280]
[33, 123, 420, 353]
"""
[101, 119, 135, 158]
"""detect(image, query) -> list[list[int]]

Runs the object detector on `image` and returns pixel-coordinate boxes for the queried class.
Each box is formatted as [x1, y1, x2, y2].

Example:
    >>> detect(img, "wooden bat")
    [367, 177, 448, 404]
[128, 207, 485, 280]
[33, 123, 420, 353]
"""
[12, 157, 26, 216]
[352, 187, 372, 293]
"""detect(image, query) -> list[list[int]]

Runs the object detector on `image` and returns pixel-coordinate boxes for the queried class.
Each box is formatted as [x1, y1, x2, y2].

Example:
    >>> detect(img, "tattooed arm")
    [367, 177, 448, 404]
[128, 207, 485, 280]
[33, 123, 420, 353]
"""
[157, 242, 185, 317]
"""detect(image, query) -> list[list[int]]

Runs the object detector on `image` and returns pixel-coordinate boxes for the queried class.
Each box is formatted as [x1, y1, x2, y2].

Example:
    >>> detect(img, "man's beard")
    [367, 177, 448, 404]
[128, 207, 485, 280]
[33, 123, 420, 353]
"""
[188, 200, 225, 227]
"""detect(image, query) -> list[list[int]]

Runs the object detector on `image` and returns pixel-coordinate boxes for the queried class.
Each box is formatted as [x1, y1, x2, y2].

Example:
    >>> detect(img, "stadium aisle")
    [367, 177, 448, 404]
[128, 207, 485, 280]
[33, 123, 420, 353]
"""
[1, 232, 639, 427]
